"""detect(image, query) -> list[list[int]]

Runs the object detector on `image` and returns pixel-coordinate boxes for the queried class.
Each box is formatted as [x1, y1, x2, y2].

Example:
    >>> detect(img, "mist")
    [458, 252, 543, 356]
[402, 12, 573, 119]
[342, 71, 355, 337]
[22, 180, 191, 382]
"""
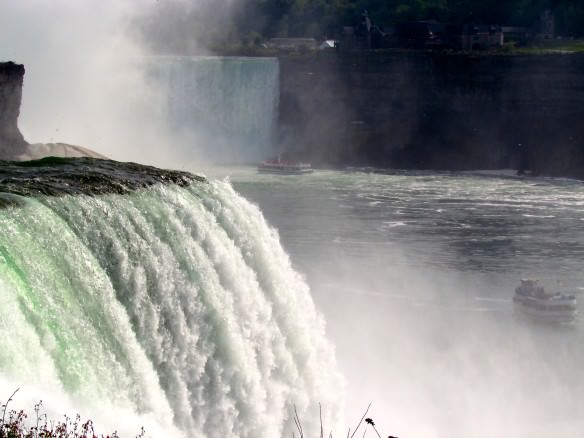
[234, 171, 584, 438]
[0, 0, 269, 168]
[313, 256, 583, 438]
[3, 1, 584, 437]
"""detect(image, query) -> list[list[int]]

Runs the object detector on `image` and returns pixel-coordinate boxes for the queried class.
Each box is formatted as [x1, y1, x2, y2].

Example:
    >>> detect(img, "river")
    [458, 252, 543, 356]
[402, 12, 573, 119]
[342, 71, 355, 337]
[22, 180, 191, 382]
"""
[215, 165, 584, 438]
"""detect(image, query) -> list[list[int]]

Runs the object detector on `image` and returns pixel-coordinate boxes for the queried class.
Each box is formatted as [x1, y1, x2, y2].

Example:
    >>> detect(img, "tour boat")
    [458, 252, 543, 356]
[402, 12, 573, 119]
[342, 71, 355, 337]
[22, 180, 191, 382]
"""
[257, 158, 313, 175]
[513, 278, 578, 323]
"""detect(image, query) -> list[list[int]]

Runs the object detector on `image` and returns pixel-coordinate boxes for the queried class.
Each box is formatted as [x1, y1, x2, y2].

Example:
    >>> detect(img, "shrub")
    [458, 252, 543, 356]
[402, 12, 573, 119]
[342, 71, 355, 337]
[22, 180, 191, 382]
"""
[0, 390, 144, 438]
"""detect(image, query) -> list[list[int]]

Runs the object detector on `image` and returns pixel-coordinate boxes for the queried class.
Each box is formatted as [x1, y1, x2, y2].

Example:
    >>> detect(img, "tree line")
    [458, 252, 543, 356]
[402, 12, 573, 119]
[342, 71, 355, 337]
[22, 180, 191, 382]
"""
[134, 0, 584, 53]
[236, 0, 584, 39]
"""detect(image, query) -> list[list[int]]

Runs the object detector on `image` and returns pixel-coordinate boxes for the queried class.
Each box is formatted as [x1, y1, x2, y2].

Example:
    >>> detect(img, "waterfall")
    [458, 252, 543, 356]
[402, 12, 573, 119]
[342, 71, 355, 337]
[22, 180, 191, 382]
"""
[146, 56, 279, 165]
[0, 166, 342, 437]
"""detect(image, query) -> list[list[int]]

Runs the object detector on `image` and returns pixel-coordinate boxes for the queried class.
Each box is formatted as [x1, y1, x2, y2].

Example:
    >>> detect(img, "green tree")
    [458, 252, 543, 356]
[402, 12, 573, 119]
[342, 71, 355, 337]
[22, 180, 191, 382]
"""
[135, 0, 584, 52]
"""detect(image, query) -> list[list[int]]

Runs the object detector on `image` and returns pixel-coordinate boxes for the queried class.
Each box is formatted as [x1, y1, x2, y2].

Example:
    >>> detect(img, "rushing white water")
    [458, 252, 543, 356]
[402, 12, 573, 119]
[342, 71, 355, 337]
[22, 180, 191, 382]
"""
[0, 180, 343, 437]
[224, 167, 584, 438]
[146, 56, 280, 165]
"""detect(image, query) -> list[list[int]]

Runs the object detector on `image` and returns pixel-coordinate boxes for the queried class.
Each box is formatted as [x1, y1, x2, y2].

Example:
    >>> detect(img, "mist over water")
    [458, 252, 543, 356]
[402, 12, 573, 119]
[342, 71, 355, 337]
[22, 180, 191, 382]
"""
[3, 1, 584, 437]
[226, 167, 584, 438]
[0, 1, 159, 161]
[1, 1, 273, 168]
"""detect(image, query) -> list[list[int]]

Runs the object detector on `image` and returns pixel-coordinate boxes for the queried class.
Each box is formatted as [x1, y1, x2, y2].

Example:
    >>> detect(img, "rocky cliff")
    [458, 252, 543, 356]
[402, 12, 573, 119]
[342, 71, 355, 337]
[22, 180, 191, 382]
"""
[278, 51, 584, 177]
[0, 62, 27, 158]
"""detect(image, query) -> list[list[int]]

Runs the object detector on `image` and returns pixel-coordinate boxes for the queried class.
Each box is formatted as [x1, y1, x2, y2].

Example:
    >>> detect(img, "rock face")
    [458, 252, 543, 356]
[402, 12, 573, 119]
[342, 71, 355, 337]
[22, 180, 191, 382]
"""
[0, 61, 106, 161]
[0, 62, 27, 158]
[278, 51, 584, 178]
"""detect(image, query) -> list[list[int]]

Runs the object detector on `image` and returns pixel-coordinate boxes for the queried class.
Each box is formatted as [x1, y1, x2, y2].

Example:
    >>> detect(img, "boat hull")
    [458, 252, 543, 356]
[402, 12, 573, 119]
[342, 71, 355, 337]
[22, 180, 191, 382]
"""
[257, 164, 313, 175]
[513, 279, 578, 324]
[513, 298, 578, 324]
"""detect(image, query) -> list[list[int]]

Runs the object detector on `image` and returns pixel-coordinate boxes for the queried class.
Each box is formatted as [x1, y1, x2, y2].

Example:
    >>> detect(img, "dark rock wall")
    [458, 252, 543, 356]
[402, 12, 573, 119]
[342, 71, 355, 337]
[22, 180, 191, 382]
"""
[0, 62, 27, 157]
[0, 62, 105, 161]
[278, 51, 584, 177]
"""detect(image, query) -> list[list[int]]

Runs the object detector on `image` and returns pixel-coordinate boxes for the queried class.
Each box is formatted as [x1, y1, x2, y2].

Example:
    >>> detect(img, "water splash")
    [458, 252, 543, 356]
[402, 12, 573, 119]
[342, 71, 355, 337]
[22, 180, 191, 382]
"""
[0, 176, 343, 437]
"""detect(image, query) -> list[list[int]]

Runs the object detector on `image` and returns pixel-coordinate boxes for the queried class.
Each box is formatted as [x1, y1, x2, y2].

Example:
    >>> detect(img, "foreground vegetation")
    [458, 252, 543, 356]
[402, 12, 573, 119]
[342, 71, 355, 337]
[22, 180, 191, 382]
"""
[2, 391, 397, 438]
[0, 390, 136, 438]
[291, 403, 398, 438]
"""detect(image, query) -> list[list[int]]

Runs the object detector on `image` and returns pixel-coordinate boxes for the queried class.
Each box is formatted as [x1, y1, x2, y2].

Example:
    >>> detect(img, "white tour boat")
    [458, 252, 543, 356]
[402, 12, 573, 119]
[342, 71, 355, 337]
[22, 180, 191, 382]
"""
[513, 278, 578, 323]
[257, 158, 313, 175]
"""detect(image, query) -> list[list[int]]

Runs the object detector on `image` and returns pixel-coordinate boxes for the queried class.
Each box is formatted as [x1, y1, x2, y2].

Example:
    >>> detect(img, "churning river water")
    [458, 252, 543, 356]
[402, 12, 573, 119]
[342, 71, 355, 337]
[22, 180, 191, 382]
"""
[2, 159, 583, 438]
[218, 166, 584, 438]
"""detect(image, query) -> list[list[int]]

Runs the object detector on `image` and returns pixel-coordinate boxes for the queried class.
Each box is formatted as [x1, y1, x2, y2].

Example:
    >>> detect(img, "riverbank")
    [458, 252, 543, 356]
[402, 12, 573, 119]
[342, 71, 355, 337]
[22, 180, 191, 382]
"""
[276, 49, 584, 178]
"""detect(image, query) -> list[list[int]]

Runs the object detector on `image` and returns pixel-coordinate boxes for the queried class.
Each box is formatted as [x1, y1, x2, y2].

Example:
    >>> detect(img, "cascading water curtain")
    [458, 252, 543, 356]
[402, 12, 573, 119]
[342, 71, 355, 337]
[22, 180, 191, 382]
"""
[147, 56, 279, 164]
[0, 179, 343, 438]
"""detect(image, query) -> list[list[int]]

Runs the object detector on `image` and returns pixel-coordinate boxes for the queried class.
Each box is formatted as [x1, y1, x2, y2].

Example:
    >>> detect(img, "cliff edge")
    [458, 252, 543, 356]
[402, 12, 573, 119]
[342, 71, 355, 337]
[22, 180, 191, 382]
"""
[0, 61, 106, 161]
[279, 51, 584, 178]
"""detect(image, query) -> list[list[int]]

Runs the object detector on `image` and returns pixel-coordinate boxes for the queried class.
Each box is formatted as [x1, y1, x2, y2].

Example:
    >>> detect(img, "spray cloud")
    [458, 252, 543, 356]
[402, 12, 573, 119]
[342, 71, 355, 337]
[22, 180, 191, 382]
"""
[0, 0, 266, 168]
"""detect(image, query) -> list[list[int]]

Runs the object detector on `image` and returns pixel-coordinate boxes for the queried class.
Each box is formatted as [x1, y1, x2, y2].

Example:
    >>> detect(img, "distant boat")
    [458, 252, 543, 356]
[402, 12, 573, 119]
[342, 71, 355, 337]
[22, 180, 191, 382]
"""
[513, 278, 578, 324]
[257, 157, 313, 175]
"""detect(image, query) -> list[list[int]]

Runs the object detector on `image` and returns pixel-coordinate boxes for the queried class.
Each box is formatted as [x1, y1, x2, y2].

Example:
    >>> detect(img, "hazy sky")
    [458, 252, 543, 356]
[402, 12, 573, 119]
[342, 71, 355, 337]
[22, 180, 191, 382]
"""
[0, 0, 219, 167]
